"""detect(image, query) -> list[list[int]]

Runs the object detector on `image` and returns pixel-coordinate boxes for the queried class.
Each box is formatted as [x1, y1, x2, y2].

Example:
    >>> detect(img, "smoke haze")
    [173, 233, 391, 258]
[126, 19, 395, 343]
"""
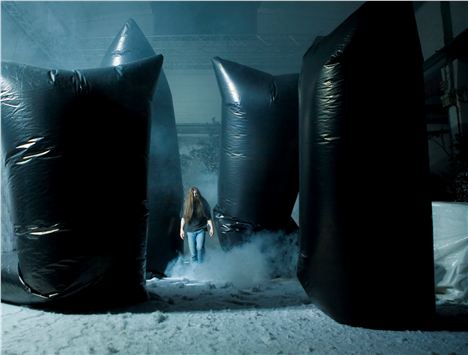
[165, 231, 299, 289]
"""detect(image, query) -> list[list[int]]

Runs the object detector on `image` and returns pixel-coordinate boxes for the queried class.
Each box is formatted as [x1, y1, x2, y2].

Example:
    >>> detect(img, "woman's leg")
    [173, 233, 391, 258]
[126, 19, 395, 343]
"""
[195, 230, 206, 263]
[186, 231, 197, 262]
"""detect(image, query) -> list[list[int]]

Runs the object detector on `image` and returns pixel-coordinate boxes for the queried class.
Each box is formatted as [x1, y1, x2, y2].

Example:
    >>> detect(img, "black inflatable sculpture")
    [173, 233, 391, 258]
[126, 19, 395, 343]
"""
[212, 57, 299, 250]
[1, 162, 14, 250]
[1, 56, 162, 306]
[298, 2, 435, 328]
[101, 19, 183, 277]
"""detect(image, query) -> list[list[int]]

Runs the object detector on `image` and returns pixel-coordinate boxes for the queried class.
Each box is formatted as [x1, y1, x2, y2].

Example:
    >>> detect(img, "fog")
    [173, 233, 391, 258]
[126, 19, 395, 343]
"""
[166, 231, 299, 288]
[1, 2, 363, 71]
[1, 2, 363, 124]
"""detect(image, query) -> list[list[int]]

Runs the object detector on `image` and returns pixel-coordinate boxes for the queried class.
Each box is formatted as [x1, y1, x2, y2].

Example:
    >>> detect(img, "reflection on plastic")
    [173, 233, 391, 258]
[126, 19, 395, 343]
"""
[1, 56, 162, 306]
[212, 57, 299, 249]
[298, 2, 434, 328]
[433, 202, 468, 304]
[101, 19, 184, 276]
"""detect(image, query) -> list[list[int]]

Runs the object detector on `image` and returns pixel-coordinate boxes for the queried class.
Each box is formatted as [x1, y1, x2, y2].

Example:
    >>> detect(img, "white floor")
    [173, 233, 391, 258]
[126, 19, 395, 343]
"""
[3, 218, 468, 355]
[2, 275, 468, 355]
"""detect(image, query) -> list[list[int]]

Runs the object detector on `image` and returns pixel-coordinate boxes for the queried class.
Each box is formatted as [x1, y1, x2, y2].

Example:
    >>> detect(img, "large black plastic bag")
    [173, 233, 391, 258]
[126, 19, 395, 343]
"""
[1, 55, 162, 306]
[212, 57, 299, 250]
[298, 2, 434, 328]
[2, 141, 44, 305]
[2, 146, 15, 252]
[101, 19, 183, 277]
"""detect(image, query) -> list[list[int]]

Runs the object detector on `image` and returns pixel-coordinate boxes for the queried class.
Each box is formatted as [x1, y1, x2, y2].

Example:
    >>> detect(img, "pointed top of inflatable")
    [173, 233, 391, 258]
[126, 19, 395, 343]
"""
[212, 56, 270, 79]
[211, 56, 273, 103]
[101, 18, 155, 67]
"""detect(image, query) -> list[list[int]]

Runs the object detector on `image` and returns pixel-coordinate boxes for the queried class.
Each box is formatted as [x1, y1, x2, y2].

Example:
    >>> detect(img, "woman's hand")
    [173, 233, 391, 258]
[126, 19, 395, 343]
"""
[208, 220, 215, 237]
[180, 218, 185, 240]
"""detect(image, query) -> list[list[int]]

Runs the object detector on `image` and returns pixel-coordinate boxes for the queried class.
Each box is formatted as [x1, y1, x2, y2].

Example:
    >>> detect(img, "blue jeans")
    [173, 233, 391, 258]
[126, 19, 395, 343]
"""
[187, 229, 206, 263]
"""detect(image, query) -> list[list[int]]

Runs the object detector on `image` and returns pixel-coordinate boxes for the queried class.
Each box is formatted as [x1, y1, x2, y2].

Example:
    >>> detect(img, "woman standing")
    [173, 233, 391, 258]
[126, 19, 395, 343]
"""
[180, 187, 214, 263]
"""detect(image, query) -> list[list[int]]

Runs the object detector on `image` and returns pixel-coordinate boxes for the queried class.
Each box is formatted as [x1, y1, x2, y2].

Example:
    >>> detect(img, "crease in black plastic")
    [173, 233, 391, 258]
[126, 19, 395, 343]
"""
[212, 57, 299, 249]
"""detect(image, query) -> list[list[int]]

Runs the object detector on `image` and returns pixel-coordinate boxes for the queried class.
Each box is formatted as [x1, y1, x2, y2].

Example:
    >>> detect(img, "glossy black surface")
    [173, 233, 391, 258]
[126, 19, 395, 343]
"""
[212, 57, 299, 249]
[102, 19, 184, 277]
[298, 2, 435, 328]
[1, 56, 162, 305]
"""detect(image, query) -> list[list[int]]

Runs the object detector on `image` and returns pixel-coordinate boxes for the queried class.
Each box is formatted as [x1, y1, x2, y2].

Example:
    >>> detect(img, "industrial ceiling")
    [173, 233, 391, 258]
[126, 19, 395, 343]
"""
[2, 1, 364, 73]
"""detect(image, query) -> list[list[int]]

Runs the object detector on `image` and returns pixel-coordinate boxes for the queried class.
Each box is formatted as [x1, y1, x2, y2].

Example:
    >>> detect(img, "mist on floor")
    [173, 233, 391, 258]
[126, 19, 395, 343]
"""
[165, 230, 299, 289]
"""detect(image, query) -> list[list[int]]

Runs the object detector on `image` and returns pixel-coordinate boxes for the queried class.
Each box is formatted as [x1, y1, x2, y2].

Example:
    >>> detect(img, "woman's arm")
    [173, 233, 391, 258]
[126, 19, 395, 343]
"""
[180, 217, 185, 240]
[207, 219, 214, 237]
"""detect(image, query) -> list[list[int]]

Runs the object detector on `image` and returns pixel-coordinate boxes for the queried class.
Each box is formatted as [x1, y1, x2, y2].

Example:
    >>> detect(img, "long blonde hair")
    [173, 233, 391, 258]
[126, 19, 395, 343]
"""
[183, 186, 206, 223]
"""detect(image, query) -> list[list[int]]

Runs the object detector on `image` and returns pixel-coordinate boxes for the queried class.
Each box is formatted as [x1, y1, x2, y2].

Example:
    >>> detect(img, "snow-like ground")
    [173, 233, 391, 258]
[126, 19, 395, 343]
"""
[2, 234, 468, 355]
[2, 276, 468, 355]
